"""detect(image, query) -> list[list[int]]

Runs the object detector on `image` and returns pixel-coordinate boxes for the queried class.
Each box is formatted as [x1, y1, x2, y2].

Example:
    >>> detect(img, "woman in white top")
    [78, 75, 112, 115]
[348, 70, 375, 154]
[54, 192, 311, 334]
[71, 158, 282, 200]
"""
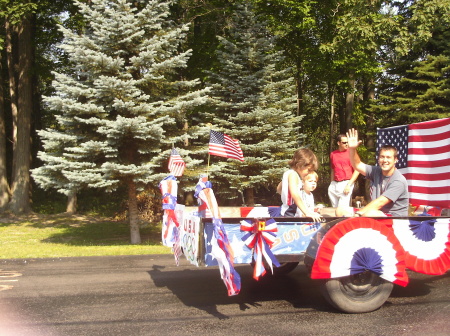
[277, 148, 322, 222]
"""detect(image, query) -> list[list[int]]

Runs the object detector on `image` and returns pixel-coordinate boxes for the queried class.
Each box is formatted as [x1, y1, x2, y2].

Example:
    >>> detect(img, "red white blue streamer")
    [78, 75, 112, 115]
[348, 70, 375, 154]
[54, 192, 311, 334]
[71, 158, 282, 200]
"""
[159, 175, 182, 265]
[211, 218, 241, 296]
[241, 218, 280, 280]
[311, 217, 408, 286]
[194, 175, 214, 218]
[195, 177, 241, 296]
[390, 217, 450, 275]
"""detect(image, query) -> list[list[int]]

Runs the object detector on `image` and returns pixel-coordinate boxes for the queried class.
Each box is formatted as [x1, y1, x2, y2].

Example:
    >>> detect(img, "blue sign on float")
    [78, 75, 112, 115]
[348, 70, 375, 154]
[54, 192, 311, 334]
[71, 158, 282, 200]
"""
[204, 221, 322, 266]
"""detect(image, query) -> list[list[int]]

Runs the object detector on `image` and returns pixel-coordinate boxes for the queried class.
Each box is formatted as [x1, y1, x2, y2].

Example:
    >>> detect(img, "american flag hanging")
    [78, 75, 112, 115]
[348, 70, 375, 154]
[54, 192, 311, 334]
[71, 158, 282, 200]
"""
[168, 148, 186, 177]
[194, 177, 241, 296]
[209, 130, 244, 162]
[376, 118, 450, 208]
[159, 175, 183, 265]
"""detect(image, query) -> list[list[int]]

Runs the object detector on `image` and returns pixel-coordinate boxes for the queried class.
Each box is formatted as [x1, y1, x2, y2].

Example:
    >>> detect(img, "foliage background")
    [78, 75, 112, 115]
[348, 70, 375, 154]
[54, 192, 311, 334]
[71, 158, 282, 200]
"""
[0, 0, 448, 230]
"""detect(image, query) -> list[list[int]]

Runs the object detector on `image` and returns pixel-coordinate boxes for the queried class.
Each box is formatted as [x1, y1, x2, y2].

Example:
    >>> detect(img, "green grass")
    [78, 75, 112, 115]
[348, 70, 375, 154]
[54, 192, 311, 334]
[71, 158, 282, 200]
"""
[0, 213, 171, 259]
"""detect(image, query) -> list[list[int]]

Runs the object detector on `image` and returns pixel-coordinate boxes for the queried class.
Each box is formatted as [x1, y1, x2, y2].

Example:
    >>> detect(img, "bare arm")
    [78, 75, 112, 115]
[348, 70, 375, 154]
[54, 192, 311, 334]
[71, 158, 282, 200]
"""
[357, 195, 391, 217]
[288, 172, 321, 222]
[344, 169, 360, 195]
[346, 128, 367, 176]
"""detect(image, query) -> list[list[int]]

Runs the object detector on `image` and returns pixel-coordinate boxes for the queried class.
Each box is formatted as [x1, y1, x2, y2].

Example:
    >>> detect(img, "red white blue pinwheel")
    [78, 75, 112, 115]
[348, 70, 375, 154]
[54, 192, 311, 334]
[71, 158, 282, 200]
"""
[390, 218, 450, 275]
[241, 218, 280, 280]
[311, 217, 408, 286]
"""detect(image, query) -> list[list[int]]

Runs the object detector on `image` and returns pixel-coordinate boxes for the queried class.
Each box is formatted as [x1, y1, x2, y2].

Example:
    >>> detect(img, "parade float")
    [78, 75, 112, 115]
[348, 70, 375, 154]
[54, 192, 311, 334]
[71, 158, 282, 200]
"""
[159, 119, 450, 313]
[159, 174, 450, 313]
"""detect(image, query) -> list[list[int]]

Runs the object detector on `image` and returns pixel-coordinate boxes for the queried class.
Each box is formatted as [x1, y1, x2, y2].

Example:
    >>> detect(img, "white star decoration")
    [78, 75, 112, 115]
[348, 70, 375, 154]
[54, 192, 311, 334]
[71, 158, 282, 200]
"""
[377, 125, 409, 168]
[229, 233, 251, 263]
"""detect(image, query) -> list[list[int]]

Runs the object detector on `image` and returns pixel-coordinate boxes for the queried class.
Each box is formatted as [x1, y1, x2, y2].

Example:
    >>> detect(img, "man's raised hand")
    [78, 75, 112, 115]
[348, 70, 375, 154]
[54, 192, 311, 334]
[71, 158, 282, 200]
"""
[346, 128, 361, 149]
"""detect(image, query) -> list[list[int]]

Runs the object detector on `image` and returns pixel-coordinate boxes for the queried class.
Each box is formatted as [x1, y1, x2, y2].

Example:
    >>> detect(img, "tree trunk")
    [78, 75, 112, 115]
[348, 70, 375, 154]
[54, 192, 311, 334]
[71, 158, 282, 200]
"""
[296, 57, 304, 136]
[5, 20, 18, 181]
[9, 16, 32, 214]
[364, 78, 376, 201]
[296, 62, 304, 117]
[184, 191, 194, 206]
[329, 89, 335, 154]
[0, 51, 11, 210]
[344, 74, 355, 132]
[128, 179, 141, 244]
[244, 187, 255, 207]
[66, 190, 77, 214]
[338, 89, 345, 132]
[365, 79, 376, 151]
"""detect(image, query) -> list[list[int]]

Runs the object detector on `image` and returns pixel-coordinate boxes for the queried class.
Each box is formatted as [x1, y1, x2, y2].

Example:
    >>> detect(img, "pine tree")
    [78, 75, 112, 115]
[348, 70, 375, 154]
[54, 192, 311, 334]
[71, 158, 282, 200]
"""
[31, 0, 210, 243]
[205, 2, 302, 205]
[372, 19, 450, 126]
[388, 54, 450, 124]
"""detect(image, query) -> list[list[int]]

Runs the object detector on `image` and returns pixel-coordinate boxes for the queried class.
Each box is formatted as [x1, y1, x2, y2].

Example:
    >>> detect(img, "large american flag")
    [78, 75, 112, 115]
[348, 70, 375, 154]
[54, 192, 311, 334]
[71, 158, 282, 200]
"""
[168, 148, 186, 177]
[376, 117, 450, 208]
[209, 130, 244, 162]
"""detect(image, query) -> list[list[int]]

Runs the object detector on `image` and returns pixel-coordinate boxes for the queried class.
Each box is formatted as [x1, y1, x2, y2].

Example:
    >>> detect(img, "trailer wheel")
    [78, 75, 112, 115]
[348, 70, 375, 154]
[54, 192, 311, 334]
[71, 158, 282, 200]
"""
[320, 271, 393, 313]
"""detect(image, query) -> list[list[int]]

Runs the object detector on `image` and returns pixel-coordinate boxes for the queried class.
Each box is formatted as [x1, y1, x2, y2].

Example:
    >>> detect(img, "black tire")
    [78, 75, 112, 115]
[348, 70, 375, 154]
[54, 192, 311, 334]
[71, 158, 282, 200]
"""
[320, 271, 393, 313]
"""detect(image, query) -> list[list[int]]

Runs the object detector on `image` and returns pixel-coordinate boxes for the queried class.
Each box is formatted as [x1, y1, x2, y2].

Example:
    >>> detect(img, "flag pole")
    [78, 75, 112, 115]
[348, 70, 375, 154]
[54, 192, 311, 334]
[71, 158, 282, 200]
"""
[206, 124, 212, 178]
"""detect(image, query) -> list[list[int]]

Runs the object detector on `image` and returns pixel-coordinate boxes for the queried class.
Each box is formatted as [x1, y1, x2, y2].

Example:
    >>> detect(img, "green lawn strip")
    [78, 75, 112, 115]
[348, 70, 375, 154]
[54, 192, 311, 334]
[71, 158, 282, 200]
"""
[0, 214, 171, 259]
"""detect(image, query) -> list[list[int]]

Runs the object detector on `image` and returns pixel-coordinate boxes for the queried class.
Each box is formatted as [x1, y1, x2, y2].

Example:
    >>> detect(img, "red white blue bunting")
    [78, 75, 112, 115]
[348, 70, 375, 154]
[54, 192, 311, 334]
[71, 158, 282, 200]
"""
[240, 218, 280, 280]
[159, 175, 182, 265]
[311, 217, 408, 286]
[194, 175, 214, 218]
[390, 218, 450, 275]
[194, 177, 241, 296]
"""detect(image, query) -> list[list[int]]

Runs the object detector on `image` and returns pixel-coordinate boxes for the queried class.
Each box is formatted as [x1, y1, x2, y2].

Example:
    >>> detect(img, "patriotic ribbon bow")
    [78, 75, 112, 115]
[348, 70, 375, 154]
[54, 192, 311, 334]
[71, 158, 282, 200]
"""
[241, 218, 280, 280]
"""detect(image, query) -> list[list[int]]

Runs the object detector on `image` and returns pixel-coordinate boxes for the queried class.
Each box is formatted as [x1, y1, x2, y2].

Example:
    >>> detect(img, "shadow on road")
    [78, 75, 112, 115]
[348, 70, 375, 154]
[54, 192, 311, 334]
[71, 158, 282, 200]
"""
[147, 260, 450, 319]
[148, 263, 331, 319]
[390, 271, 448, 298]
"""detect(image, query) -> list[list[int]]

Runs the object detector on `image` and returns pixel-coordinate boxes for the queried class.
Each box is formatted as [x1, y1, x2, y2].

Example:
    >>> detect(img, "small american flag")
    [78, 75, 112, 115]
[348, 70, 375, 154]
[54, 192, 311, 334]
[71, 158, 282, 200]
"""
[209, 130, 244, 162]
[376, 118, 450, 208]
[168, 148, 186, 177]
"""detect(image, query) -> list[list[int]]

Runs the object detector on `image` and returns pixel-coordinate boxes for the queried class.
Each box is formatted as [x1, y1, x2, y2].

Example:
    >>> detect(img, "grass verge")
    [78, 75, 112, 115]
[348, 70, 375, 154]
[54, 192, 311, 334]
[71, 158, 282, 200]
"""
[0, 212, 171, 259]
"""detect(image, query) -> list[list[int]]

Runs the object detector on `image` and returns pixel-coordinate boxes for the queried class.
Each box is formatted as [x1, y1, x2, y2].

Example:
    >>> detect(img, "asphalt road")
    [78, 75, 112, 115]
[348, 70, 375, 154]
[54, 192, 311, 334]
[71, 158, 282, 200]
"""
[0, 255, 449, 336]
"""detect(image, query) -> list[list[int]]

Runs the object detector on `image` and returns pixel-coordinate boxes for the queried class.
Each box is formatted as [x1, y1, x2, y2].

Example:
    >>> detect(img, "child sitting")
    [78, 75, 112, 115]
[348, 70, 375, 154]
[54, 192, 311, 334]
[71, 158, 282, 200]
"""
[299, 171, 318, 217]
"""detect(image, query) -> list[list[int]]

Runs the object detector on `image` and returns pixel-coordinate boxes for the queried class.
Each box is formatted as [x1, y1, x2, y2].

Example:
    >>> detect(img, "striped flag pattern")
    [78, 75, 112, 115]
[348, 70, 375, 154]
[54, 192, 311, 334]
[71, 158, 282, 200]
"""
[159, 175, 183, 265]
[376, 118, 450, 208]
[209, 130, 244, 162]
[168, 148, 186, 177]
[194, 176, 241, 296]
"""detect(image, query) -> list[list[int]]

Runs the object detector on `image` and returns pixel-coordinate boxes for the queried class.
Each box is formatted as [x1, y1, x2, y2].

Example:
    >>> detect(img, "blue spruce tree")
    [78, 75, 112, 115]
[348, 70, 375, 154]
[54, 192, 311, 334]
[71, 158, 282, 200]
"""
[32, 0, 210, 243]
[205, 2, 303, 205]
